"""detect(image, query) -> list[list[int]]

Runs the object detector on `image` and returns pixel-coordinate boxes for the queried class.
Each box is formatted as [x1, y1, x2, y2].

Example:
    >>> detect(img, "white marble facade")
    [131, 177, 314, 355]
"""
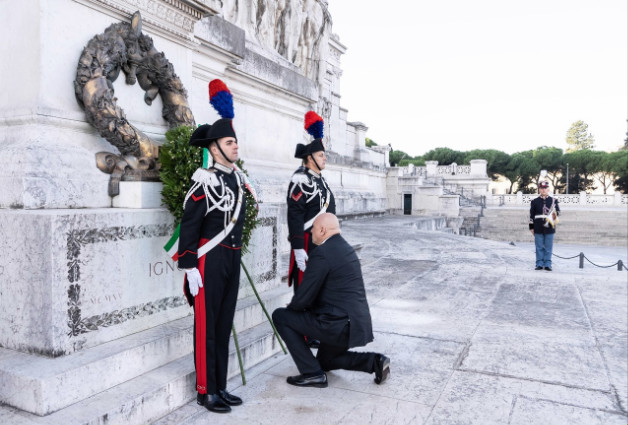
[0, 0, 388, 360]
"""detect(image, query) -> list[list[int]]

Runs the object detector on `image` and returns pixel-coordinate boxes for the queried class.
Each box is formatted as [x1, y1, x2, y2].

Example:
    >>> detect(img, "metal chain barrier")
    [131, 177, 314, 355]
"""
[551, 251, 627, 271]
[552, 253, 581, 260]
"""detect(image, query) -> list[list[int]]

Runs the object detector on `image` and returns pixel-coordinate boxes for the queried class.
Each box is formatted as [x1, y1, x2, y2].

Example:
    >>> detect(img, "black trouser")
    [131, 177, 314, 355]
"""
[288, 231, 318, 293]
[193, 244, 241, 395]
[272, 307, 376, 375]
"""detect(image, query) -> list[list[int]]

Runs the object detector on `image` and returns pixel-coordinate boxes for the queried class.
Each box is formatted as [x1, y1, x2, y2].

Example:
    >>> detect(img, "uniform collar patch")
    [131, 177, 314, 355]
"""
[213, 163, 233, 174]
[307, 168, 321, 178]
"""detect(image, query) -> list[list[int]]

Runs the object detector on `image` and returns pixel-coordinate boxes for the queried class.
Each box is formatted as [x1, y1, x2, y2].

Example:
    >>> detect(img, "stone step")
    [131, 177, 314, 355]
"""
[0, 321, 284, 425]
[232, 287, 292, 334]
[412, 216, 447, 231]
[0, 316, 193, 416]
[477, 209, 627, 246]
[477, 232, 628, 245]
[150, 352, 288, 425]
[0, 287, 290, 416]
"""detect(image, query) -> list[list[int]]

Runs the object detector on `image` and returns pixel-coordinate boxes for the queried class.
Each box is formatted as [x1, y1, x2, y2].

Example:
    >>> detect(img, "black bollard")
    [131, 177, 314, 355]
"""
[618, 260, 624, 272]
[579, 252, 584, 269]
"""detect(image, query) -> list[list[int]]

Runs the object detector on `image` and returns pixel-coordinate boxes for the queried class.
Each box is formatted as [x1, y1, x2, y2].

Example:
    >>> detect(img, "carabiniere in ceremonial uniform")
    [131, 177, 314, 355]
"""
[176, 79, 253, 414]
[287, 111, 336, 291]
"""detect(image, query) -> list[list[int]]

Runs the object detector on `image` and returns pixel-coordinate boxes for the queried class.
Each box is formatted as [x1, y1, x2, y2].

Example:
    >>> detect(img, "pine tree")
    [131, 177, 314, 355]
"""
[566, 120, 595, 152]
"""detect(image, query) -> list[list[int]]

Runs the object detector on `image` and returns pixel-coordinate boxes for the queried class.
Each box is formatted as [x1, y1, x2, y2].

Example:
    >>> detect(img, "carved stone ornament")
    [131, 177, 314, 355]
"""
[74, 11, 195, 196]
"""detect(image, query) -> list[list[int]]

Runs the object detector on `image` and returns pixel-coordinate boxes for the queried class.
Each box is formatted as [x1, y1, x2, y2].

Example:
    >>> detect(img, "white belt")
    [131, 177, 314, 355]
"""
[303, 202, 328, 231]
[534, 215, 549, 219]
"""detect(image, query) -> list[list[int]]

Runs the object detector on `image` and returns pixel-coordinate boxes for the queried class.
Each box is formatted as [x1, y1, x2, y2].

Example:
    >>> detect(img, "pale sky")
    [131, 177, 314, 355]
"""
[327, 0, 627, 157]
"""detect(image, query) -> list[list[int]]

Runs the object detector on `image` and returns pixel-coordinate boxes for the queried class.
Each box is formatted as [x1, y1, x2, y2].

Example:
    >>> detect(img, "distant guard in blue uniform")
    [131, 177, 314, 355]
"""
[529, 181, 560, 271]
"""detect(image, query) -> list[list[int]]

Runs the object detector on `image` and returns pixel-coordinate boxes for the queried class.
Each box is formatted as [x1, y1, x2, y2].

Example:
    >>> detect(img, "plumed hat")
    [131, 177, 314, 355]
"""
[539, 181, 550, 189]
[294, 111, 325, 159]
[189, 79, 237, 148]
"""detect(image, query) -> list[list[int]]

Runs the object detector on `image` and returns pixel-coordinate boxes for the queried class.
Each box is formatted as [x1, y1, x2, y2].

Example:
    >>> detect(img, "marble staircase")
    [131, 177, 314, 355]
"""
[0, 284, 291, 425]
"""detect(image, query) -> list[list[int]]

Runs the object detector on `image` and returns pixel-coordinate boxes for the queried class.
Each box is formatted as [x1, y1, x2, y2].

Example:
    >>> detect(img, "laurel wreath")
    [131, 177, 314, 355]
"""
[159, 125, 259, 254]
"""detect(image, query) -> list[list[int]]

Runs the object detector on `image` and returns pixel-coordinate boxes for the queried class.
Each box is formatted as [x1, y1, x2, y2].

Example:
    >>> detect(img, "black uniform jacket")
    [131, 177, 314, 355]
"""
[287, 234, 374, 348]
[529, 195, 560, 234]
[177, 166, 246, 270]
[287, 166, 336, 250]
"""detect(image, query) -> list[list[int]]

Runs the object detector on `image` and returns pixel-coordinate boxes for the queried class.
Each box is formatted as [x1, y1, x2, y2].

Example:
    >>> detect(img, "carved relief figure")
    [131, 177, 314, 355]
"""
[294, 0, 329, 83]
[256, 0, 277, 51]
[275, 0, 304, 63]
[221, 0, 331, 85]
[223, 0, 257, 42]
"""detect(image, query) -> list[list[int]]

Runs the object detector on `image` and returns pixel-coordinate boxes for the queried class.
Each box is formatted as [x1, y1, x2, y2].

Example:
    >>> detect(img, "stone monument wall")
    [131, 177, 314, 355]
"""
[0, 0, 388, 359]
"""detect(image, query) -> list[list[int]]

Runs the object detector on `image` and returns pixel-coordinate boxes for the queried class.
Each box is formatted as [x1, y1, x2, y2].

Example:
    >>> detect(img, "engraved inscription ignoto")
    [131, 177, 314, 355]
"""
[66, 224, 185, 337]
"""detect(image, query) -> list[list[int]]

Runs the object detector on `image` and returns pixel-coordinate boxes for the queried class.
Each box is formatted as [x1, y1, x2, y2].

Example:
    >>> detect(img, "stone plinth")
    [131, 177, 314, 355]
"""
[439, 195, 461, 217]
[0, 203, 287, 358]
[470, 159, 488, 177]
[112, 182, 164, 209]
[0, 208, 187, 357]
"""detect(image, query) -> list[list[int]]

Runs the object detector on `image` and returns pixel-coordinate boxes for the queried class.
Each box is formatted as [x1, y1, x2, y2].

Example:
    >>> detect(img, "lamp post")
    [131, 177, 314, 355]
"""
[566, 163, 569, 194]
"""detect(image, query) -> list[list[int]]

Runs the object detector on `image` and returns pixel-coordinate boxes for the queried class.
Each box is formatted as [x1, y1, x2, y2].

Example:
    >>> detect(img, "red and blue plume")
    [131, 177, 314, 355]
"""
[304, 111, 324, 139]
[208, 79, 234, 119]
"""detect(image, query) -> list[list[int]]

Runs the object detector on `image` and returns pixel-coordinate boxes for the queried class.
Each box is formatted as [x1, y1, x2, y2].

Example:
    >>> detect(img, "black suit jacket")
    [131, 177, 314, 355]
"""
[288, 234, 374, 348]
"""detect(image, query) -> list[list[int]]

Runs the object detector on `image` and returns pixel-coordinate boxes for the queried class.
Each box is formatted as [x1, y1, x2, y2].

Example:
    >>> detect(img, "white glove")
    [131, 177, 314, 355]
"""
[294, 249, 308, 272]
[185, 268, 203, 297]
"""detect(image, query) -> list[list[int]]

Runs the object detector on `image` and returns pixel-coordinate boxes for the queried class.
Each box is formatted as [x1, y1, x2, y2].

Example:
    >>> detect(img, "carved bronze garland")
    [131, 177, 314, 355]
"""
[74, 11, 195, 195]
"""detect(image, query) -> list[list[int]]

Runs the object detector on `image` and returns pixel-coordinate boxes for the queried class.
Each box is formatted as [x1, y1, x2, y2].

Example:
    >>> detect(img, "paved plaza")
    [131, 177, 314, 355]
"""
[152, 216, 628, 425]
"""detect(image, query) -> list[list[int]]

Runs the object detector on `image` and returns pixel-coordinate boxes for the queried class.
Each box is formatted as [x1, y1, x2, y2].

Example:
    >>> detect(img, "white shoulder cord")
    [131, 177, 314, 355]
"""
[183, 171, 236, 222]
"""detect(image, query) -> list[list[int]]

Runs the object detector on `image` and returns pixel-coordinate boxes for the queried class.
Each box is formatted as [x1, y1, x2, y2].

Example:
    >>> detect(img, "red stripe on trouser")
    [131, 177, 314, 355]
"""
[289, 233, 310, 287]
[195, 238, 209, 394]
[288, 245, 296, 286]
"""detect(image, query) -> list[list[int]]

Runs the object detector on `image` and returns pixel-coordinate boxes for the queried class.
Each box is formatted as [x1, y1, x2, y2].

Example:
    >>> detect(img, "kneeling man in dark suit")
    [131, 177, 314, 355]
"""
[272, 213, 390, 387]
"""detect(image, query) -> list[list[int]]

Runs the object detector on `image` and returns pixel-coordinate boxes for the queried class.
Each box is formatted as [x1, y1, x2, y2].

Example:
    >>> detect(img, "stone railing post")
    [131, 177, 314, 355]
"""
[615, 192, 622, 206]
[470, 159, 488, 177]
[425, 161, 438, 177]
[516, 191, 523, 205]
[580, 192, 587, 205]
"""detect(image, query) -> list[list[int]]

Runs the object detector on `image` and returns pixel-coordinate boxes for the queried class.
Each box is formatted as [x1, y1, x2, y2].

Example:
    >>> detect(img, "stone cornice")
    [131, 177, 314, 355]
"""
[74, 0, 219, 39]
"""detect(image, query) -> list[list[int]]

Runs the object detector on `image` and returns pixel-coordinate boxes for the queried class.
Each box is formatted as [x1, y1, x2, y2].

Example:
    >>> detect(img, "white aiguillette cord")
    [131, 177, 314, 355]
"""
[198, 171, 243, 258]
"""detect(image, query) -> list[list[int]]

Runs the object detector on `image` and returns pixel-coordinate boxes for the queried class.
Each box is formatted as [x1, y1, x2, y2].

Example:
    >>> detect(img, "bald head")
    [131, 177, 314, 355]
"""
[311, 213, 341, 245]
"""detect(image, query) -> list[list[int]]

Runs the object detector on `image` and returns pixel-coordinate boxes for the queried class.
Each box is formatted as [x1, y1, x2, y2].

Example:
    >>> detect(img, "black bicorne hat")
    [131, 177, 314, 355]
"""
[189, 118, 236, 148]
[294, 138, 325, 159]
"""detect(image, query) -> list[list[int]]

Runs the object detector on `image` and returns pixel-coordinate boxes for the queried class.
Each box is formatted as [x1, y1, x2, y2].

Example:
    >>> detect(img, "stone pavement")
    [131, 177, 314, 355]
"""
[152, 216, 628, 425]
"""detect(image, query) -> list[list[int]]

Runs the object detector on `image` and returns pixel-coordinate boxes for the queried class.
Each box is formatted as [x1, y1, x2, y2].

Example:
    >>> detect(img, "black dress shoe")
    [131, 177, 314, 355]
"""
[544, 267, 552, 271]
[535, 266, 543, 270]
[286, 373, 328, 388]
[374, 354, 390, 385]
[198, 393, 231, 413]
[218, 389, 242, 406]
[197, 393, 206, 405]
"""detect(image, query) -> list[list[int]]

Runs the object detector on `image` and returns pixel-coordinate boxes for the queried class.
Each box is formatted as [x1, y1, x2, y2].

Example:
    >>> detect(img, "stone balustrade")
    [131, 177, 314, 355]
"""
[490, 192, 628, 207]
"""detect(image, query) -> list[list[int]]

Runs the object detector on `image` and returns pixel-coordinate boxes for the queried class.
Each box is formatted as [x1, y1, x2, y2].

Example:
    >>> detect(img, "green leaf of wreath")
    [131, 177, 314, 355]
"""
[159, 125, 259, 256]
